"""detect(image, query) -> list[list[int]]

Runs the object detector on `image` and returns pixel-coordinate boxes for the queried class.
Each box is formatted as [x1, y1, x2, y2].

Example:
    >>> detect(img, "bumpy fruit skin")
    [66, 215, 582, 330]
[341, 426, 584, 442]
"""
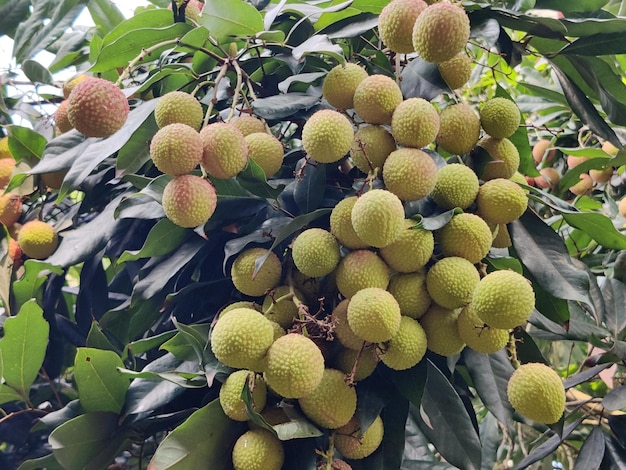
[291, 228, 341, 277]
[322, 63, 369, 110]
[419, 304, 465, 356]
[150, 123, 203, 175]
[353, 75, 403, 125]
[472, 270, 535, 329]
[378, 0, 427, 53]
[348, 287, 401, 343]
[262, 285, 302, 328]
[67, 78, 129, 138]
[437, 213, 492, 263]
[332, 299, 365, 350]
[161, 174, 217, 228]
[154, 91, 203, 130]
[335, 250, 390, 299]
[0, 159, 15, 188]
[232, 429, 284, 470]
[438, 52, 472, 89]
[54, 100, 73, 133]
[298, 368, 357, 429]
[476, 178, 528, 225]
[379, 220, 433, 273]
[507, 363, 566, 424]
[426, 256, 479, 309]
[264, 333, 325, 398]
[17, 220, 58, 259]
[480, 97, 520, 139]
[383, 148, 438, 201]
[245, 132, 283, 177]
[477, 136, 520, 180]
[231, 247, 282, 297]
[210, 308, 274, 370]
[388, 272, 431, 318]
[351, 189, 405, 248]
[350, 125, 397, 173]
[391, 98, 439, 148]
[231, 116, 267, 136]
[491, 223, 512, 249]
[330, 197, 368, 249]
[378, 316, 427, 370]
[334, 346, 378, 381]
[200, 123, 249, 179]
[412, 2, 470, 63]
[457, 304, 509, 354]
[335, 415, 384, 460]
[62, 74, 89, 99]
[8, 238, 22, 265]
[302, 109, 354, 164]
[219, 370, 267, 421]
[436, 104, 480, 155]
[0, 137, 11, 160]
[431, 163, 479, 210]
[0, 193, 22, 226]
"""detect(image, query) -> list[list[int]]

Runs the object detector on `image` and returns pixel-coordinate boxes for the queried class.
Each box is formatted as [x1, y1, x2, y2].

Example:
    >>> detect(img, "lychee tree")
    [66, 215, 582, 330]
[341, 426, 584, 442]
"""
[0, 0, 626, 469]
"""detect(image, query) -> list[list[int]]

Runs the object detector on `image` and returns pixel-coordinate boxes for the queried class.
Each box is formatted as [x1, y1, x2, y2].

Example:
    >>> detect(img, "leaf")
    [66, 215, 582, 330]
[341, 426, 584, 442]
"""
[561, 32, 626, 56]
[0, 384, 23, 405]
[563, 363, 613, 389]
[87, 0, 126, 38]
[293, 158, 326, 213]
[17, 453, 64, 470]
[21, 59, 53, 84]
[6, 125, 47, 161]
[400, 58, 451, 102]
[236, 160, 285, 200]
[118, 218, 188, 264]
[12, 260, 63, 308]
[0, 300, 49, 396]
[603, 385, 626, 412]
[561, 212, 626, 250]
[572, 427, 605, 470]
[252, 93, 320, 120]
[200, 0, 264, 41]
[601, 277, 626, 340]
[74, 347, 129, 414]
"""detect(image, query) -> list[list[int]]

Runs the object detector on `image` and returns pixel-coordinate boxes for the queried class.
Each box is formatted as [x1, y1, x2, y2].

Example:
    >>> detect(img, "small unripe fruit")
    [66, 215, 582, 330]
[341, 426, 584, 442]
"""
[298, 368, 357, 429]
[391, 98, 439, 148]
[491, 223, 512, 249]
[602, 140, 620, 156]
[350, 125, 397, 173]
[231, 115, 267, 136]
[353, 75, 403, 125]
[0, 193, 22, 226]
[335, 415, 384, 460]
[383, 148, 438, 201]
[348, 287, 401, 343]
[569, 173, 593, 196]
[412, 2, 470, 63]
[334, 346, 378, 381]
[476, 178, 528, 225]
[480, 98, 520, 139]
[378, 316, 427, 370]
[330, 197, 368, 249]
[332, 299, 364, 351]
[507, 363, 565, 424]
[351, 189, 405, 248]
[0, 158, 16, 188]
[0, 137, 11, 160]
[566, 155, 589, 169]
[245, 132, 283, 177]
[534, 167, 560, 189]
[335, 250, 390, 299]
[430, 163, 479, 210]
[54, 100, 73, 133]
[379, 220, 434, 273]
[150, 123, 203, 175]
[589, 166, 613, 184]
[532, 139, 554, 164]
[17, 220, 58, 259]
[231, 247, 282, 297]
[262, 285, 302, 328]
[232, 429, 284, 470]
[154, 91, 203, 129]
[302, 109, 354, 164]
[291, 228, 340, 277]
[457, 304, 509, 354]
[476, 136, 520, 180]
[200, 123, 248, 179]
[161, 174, 217, 228]
[322, 63, 369, 110]
[436, 104, 480, 155]
[378, 0, 428, 53]
[419, 304, 465, 356]
[619, 197, 626, 218]
[437, 213, 492, 263]
[219, 370, 267, 421]
[387, 271, 431, 319]
[438, 52, 472, 89]
[426, 256, 479, 309]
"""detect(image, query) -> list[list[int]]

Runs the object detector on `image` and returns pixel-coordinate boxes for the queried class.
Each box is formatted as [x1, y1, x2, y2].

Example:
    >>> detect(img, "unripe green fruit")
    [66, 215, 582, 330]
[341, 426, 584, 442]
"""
[219, 370, 267, 421]
[353, 75, 403, 125]
[232, 429, 284, 470]
[245, 132, 283, 177]
[419, 304, 465, 356]
[334, 346, 378, 381]
[379, 220, 434, 273]
[476, 178, 528, 225]
[430, 163, 479, 210]
[332, 299, 365, 351]
[437, 213, 492, 263]
[291, 228, 341, 277]
[507, 363, 565, 424]
[17, 220, 58, 259]
[210, 308, 274, 370]
[436, 104, 480, 155]
[262, 285, 303, 328]
[67, 78, 129, 138]
[491, 223, 512, 249]
[219, 301, 261, 316]
[154, 91, 203, 130]
[231, 247, 282, 297]
[383, 148, 438, 201]
[391, 98, 439, 148]
[480, 97, 520, 139]
[476, 136, 520, 180]
[298, 368, 357, 429]
[263, 333, 325, 398]
[335, 415, 384, 460]
[302, 109, 354, 164]
[350, 125, 397, 174]
[438, 52, 472, 89]
[150, 123, 203, 175]
[351, 189, 405, 248]
[387, 271, 431, 319]
[330, 197, 368, 249]
[348, 287, 401, 343]
[412, 1, 470, 63]
[335, 250, 390, 299]
[426, 256, 479, 309]
[0, 193, 22, 226]
[322, 63, 369, 110]
[161, 174, 217, 228]
[378, 316, 427, 370]
[231, 115, 267, 136]
[200, 123, 249, 179]
[472, 270, 535, 329]
[378, 0, 428, 53]
[457, 304, 509, 354]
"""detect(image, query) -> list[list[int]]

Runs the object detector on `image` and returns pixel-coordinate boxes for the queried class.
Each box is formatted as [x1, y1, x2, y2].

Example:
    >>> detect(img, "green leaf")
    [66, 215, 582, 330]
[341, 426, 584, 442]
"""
[0, 0, 30, 39]
[118, 218, 188, 264]
[74, 347, 129, 414]
[21, 59, 53, 84]
[603, 385, 626, 412]
[86, 321, 118, 353]
[87, 0, 126, 38]
[12, 261, 63, 308]
[573, 426, 605, 470]
[116, 112, 159, 177]
[200, 0, 264, 41]
[0, 384, 24, 405]
[561, 212, 626, 250]
[236, 160, 285, 200]
[0, 300, 49, 396]
[6, 125, 47, 161]
[253, 93, 321, 120]
[293, 159, 326, 213]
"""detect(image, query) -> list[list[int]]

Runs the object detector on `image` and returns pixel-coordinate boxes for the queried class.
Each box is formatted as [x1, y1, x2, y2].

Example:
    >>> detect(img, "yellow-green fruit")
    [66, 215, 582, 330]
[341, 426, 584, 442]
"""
[330, 197, 368, 249]
[150, 123, 203, 175]
[419, 304, 465, 356]
[379, 220, 434, 273]
[245, 132, 283, 177]
[231, 116, 267, 136]
[476, 136, 520, 180]
[322, 63, 369, 110]
[231, 247, 282, 297]
[54, 100, 73, 133]
[378, 316, 427, 370]
[472, 270, 535, 329]
[391, 98, 439, 148]
[437, 213, 492, 263]
[302, 109, 354, 164]
[62, 74, 89, 99]
[509, 171, 530, 192]
[210, 308, 274, 370]
[0, 193, 22, 226]
[17, 220, 58, 259]
[436, 104, 480, 156]
[219, 301, 261, 317]
[67, 78, 129, 138]
[457, 304, 509, 354]
[219, 370, 267, 421]
[335, 415, 384, 460]
[476, 178, 528, 225]
[0, 159, 15, 188]
[507, 363, 565, 424]
[332, 299, 365, 351]
[388, 271, 431, 319]
[154, 91, 203, 130]
[298, 368, 357, 429]
[491, 223, 512, 249]
[262, 285, 302, 328]
[269, 320, 286, 341]
[351, 189, 405, 248]
[412, 1, 470, 63]
[353, 75, 403, 125]
[383, 148, 438, 201]
[200, 123, 249, 179]
[334, 346, 378, 381]
[292, 269, 322, 304]
[0, 137, 11, 160]
[480, 97, 520, 139]
[41, 169, 68, 190]
[426, 256, 479, 309]
[232, 429, 284, 470]
[350, 125, 397, 173]
[347, 287, 401, 343]
[378, 0, 427, 53]
[263, 333, 325, 398]
[335, 250, 390, 299]
[161, 174, 217, 228]
[291, 228, 341, 277]
[430, 163, 479, 210]
[438, 52, 472, 89]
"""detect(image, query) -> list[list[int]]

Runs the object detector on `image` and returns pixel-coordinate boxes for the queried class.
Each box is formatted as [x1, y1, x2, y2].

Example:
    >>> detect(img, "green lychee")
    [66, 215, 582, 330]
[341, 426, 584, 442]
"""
[378, 316, 427, 370]
[154, 90, 203, 130]
[437, 213, 492, 263]
[382, 148, 438, 201]
[480, 97, 520, 139]
[219, 370, 267, 421]
[350, 125, 397, 173]
[335, 250, 390, 299]
[245, 132, 284, 177]
[507, 363, 565, 424]
[302, 109, 354, 164]
[231, 247, 282, 297]
[291, 228, 341, 277]
[426, 256, 480, 309]
[330, 197, 368, 249]
[351, 189, 405, 248]
[150, 123, 203, 175]
[232, 429, 284, 470]
[387, 271, 431, 319]
[412, 1, 470, 63]
[391, 98, 439, 148]
[347, 287, 401, 343]
[335, 415, 384, 460]
[436, 103, 480, 156]
[200, 123, 249, 179]
[353, 75, 403, 125]
[161, 174, 217, 228]
[430, 163, 479, 210]
[379, 219, 434, 273]
[298, 368, 357, 429]
[378, 0, 428, 53]
[419, 304, 465, 356]
[322, 63, 369, 110]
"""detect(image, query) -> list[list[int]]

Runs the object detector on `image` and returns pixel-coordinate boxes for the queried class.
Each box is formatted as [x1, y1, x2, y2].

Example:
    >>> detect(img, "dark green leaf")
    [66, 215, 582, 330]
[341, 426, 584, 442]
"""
[200, 0, 263, 41]
[252, 93, 320, 120]
[87, 0, 125, 37]
[17, 453, 63, 470]
[6, 125, 47, 161]
[601, 277, 626, 340]
[0, 0, 30, 39]
[562, 32, 626, 56]
[400, 58, 450, 102]
[603, 385, 626, 412]
[563, 363, 612, 389]
[236, 160, 285, 200]
[293, 159, 326, 213]
[118, 218, 188, 264]
[21, 59, 53, 84]
[573, 427, 605, 470]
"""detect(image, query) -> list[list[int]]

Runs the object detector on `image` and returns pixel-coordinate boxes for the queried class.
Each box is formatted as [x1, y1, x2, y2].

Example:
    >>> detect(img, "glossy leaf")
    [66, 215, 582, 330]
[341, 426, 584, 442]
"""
[118, 218, 188, 264]
[6, 125, 46, 161]
[200, 0, 264, 41]
[603, 385, 626, 412]
[572, 427, 605, 470]
[293, 158, 326, 213]
[400, 58, 450, 102]
[514, 419, 584, 469]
